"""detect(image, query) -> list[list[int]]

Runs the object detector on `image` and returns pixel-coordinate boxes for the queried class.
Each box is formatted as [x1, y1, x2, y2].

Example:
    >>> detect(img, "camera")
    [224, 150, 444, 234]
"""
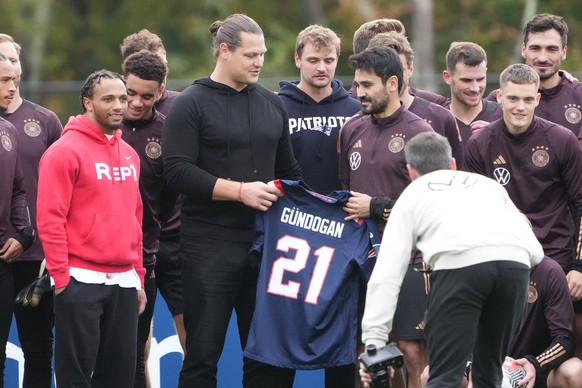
[359, 342, 404, 388]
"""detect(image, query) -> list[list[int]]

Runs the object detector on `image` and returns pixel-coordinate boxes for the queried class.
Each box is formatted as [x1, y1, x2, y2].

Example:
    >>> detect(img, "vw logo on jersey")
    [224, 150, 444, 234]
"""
[493, 167, 510, 186]
[565, 104, 581, 124]
[1, 132, 12, 152]
[349, 152, 361, 171]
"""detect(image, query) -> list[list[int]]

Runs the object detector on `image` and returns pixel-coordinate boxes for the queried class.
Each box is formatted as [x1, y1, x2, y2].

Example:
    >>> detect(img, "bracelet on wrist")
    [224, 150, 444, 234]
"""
[238, 181, 244, 202]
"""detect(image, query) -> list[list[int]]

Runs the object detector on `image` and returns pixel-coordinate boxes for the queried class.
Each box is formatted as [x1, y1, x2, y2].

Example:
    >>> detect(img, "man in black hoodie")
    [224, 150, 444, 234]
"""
[162, 13, 302, 388]
[279, 25, 360, 196]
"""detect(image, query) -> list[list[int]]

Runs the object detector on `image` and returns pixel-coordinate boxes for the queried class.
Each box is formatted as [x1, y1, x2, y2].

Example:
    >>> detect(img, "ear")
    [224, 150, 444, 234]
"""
[450, 157, 457, 171]
[495, 88, 502, 103]
[219, 42, 229, 59]
[562, 45, 567, 60]
[443, 70, 452, 85]
[535, 92, 541, 106]
[82, 97, 92, 112]
[159, 81, 167, 95]
[408, 61, 414, 77]
[406, 164, 420, 181]
[387, 75, 399, 93]
[294, 52, 301, 68]
[156, 84, 165, 100]
[521, 43, 526, 59]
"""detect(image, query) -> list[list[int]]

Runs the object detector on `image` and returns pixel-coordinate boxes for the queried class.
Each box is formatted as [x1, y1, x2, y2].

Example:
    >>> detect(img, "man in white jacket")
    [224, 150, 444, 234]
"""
[360, 132, 544, 387]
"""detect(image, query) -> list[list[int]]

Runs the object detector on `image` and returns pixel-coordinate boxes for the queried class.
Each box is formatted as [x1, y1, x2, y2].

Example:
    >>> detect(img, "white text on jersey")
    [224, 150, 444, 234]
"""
[281, 207, 344, 238]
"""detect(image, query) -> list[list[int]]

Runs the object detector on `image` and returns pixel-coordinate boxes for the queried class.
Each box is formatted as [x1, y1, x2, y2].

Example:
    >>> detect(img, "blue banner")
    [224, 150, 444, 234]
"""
[5, 292, 324, 387]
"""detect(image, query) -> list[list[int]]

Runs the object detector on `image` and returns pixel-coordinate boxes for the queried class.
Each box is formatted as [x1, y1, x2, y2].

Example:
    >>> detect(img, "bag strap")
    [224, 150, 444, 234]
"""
[38, 258, 46, 278]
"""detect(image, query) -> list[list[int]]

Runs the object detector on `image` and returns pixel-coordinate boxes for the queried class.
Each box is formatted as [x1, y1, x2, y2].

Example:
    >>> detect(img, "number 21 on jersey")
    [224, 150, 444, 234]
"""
[267, 235, 335, 305]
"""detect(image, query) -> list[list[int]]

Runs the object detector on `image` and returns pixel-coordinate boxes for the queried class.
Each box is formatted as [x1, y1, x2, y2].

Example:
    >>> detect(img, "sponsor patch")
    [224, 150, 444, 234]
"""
[493, 167, 510, 185]
[349, 152, 361, 171]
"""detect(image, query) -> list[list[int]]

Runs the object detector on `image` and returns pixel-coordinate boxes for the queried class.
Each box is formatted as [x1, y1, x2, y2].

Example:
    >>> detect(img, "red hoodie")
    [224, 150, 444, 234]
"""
[37, 115, 144, 288]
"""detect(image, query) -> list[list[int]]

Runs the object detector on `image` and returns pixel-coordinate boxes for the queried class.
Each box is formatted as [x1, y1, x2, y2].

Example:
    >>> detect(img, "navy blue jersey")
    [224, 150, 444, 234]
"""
[244, 180, 379, 369]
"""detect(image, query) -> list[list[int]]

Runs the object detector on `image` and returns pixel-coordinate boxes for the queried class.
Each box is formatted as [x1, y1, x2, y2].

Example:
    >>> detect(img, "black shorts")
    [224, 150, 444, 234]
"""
[392, 262, 430, 341]
[155, 233, 184, 316]
[574, 299, 582, 314]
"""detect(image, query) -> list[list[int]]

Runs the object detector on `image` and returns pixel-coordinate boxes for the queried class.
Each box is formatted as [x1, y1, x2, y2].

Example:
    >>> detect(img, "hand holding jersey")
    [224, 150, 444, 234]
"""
[212, 178, 282, 212]
[343, 191, 372, 220]
[343, 192, 397, 223]
[239, 181, 282, 211]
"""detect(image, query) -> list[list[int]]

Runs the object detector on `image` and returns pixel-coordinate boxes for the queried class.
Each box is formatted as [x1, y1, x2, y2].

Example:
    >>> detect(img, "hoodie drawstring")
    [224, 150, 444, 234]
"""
[226, 90, 231, 178]
[248, 93, 257, 174]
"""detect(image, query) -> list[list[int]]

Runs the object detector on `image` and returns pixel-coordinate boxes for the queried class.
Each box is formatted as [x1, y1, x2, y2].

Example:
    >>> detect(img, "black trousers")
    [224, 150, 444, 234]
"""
[178, 238, 271, 388]
[425, 261, 529, 388]
[134, 266, 157, 388]
[54, 278, 139, 388]
[12, 261, 54, 388]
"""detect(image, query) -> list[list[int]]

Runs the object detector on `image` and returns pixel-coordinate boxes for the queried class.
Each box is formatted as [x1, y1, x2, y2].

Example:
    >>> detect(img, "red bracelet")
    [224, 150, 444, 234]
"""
[238, 181, 244, 202]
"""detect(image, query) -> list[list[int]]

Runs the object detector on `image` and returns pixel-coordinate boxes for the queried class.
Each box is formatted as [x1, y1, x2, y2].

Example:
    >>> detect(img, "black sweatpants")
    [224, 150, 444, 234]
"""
[424, 261, 529, 388]
[54, 278, 139, 388]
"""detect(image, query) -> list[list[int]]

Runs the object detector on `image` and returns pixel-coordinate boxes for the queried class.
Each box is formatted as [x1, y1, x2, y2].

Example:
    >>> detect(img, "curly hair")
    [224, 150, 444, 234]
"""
[122, 50, 167, 85]
[120, 29, 165, 59]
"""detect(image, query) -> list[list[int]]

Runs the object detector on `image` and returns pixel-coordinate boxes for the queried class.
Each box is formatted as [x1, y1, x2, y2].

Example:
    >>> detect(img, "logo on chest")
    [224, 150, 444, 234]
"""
[23, 119, 41, 137]
[1, 131, 12, 152]
[388, 133, 406, 153]
[349, 152, 361, 170]
[493, 167, 510, 185]
[531, 146, 549, 167]
[565, 104, 582, 124]
[145, 137, 162, 159]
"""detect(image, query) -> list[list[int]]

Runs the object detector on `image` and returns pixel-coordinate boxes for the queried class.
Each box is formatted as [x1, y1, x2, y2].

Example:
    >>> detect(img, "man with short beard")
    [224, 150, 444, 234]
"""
[439, 42, 502, 144]
[522, 14, 582, 138]
[0, 52, 35, 388]
[522, 15, 582, 360]
[367, 31, 463, 169]
[0, 33, 62, 388]
[339, 46, 433, 388]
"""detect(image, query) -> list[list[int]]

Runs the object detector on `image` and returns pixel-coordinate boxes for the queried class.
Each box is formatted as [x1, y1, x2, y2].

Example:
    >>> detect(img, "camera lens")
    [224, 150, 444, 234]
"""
[372, 368, 391, 388]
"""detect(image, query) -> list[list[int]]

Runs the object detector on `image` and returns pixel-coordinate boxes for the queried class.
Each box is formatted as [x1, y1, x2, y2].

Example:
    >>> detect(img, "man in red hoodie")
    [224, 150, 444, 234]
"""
[37, 70, 147, 388]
